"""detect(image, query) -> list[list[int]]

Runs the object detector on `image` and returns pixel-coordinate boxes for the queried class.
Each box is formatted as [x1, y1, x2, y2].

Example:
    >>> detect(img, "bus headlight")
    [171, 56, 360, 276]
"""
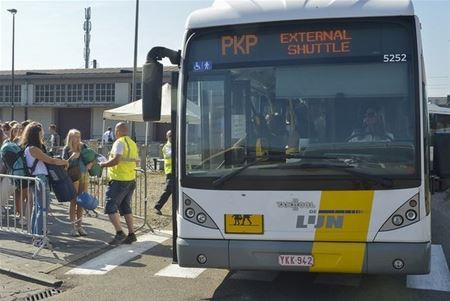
[182, 193, 219, 229]
[185, 208, 195, 218]
[196, 213, 207, 223]
[392, 215, 404, 226]
[379, 194, 420, 232]
[409, 199, 417, 207]
[405, 210, 417, 221]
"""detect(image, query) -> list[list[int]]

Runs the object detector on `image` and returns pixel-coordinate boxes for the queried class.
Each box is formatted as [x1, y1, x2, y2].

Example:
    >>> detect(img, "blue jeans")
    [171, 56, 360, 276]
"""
[31, 175, 50, 236]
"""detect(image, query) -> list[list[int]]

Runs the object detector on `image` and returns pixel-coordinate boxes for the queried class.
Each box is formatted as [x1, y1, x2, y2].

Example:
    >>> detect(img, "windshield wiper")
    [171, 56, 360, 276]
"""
[212, 154, 340, 188]
[282, 162, 394, 188]
[212, 156, 271, 188]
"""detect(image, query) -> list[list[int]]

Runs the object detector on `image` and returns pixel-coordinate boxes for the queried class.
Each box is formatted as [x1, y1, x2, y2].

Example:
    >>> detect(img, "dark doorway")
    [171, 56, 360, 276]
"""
[57, 108, 92, 140]
[154, 123, 172, 142]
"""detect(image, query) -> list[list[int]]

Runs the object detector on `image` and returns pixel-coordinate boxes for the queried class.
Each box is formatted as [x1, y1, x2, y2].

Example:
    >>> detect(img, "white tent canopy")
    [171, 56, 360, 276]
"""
[102, 83, 171, 145]
[102, 99, 145, 122]
[101, 83, 200, 145]
[103, 83, 172, 122]
[103, 82, 199, 124]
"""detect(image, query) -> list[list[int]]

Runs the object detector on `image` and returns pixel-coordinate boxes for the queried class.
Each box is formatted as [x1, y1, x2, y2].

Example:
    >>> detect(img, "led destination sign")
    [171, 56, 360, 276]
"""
[221, 30, 352, 57]
[280, 29, 352, 55]
[187, 20, 412, 67]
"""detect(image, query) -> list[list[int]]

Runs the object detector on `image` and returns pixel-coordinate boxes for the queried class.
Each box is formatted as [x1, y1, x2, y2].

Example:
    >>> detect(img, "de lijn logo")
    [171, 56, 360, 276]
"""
[296, 210, 363, 229]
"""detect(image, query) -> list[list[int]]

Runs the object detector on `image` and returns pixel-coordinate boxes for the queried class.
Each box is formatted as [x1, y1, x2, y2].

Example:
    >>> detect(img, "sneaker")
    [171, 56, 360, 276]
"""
[154, 208, 162, 215]
[121, 233, 137, 244]
[70, 228, 80, 237]
[77, 226, 88, 236]
[18, 218, 27, 227]
[32, 237, 44, 247]
[109, 232, 126, 245]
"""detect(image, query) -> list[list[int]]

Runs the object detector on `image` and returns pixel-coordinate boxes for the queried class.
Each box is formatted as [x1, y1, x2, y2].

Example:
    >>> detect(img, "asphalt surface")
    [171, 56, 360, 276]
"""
[26, 191, 450, 300]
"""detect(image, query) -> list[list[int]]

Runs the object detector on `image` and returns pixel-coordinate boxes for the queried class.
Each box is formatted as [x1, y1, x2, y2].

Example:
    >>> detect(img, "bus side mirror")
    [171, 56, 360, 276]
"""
[142, 60, 163, 121]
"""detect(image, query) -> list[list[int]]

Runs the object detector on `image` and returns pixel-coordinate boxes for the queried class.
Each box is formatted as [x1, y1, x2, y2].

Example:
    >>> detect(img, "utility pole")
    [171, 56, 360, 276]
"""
[7, 8, 17, 121]
[131, 0, 140, 141]
[84, 7, 92, 69]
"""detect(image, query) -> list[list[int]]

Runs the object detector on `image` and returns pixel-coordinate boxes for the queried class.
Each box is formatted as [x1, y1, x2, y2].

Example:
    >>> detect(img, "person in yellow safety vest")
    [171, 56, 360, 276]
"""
[99, 122, 139, 245]
[154, 130, 172, 215]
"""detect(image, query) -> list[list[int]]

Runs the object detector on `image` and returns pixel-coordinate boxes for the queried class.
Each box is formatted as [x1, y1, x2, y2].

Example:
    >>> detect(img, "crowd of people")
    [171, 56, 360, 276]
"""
[0, 120, 154, 246]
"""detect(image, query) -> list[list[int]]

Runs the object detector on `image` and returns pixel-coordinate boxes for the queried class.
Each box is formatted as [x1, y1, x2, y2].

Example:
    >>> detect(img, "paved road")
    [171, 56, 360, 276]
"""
[44, 192, 450, 300]
[0, 273, 51, 301]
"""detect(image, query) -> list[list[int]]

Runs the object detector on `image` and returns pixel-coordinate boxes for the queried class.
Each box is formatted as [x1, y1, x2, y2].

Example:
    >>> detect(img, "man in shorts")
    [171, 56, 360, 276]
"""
[99, 122, 139, 245]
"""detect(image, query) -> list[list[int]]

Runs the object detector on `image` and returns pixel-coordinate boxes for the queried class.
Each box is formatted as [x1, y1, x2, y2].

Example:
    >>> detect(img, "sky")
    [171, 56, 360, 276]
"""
[0, 0, 449, 97]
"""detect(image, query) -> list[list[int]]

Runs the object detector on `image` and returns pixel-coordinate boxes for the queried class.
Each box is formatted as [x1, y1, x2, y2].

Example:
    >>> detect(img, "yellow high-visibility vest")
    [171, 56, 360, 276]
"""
[109, 136, 138, 181]
[162, 141, 172, 175]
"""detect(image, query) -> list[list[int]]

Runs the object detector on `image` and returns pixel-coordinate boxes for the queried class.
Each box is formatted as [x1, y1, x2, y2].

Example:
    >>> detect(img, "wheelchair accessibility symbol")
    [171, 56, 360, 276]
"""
[193, 61, 212, 71]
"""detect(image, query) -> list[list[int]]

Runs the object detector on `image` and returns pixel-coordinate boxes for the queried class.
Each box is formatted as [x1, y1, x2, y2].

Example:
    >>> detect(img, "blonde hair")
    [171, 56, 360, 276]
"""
[65, 129, 82, 152]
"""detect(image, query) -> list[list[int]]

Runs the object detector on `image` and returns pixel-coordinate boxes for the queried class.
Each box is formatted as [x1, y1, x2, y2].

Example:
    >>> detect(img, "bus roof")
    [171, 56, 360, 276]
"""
[429, 103, 450, 115]
[186, 0, 415, 30]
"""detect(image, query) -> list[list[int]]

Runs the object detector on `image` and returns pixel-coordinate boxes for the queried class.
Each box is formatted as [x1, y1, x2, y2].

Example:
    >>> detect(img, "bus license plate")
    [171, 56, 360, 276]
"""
[278, 255, 314, 267]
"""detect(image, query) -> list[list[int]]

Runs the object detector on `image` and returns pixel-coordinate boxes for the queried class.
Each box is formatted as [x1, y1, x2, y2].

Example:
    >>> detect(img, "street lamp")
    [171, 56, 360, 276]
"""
[7, 8, 17, 121]
[131, 0, 139, 141]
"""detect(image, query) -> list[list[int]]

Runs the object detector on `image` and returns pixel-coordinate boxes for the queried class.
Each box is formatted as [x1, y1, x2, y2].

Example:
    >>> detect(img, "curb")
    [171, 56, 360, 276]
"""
[0, 265, 63, 287]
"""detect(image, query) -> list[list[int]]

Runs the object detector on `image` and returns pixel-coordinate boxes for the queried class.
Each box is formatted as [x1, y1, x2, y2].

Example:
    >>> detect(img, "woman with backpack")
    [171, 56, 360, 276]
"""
[62, 129, 93, 237]
[20, 122, 69, 237]
[11, 123, 30, 226]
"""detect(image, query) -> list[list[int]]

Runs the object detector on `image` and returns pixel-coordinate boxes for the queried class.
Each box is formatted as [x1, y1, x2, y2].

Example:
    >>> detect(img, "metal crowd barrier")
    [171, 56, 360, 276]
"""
[88, 168, 151, 220]
[0, 174, 50, 258]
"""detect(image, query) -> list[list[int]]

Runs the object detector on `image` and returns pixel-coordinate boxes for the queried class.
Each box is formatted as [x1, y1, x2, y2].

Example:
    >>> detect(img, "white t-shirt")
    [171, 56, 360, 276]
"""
[24, 147, 48, 175]
[111, 140, 125, 156]
[102, 130, 114, 143]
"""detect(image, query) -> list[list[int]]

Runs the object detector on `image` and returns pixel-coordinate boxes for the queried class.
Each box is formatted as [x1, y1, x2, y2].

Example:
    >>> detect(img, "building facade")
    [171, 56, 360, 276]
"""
[0, 67, 177, 142]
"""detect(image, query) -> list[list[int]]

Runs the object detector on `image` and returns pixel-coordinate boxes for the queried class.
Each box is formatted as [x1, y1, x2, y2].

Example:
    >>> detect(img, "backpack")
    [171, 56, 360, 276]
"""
[46, 164, 77, 202]
[0, 141, 38, 177]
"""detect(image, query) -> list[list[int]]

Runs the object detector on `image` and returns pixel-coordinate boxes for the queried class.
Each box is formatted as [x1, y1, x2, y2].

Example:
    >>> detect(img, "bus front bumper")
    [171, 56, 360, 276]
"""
[177, 238, 431, 274]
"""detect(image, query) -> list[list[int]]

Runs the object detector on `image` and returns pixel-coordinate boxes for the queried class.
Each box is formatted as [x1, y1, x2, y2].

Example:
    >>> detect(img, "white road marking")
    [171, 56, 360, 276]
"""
[407, 244, 450, 292]
[66, 233, 169, 275]
[230, 271, 279, 282]
[314, 274, 361, 287]
[155, 263, 206, 279]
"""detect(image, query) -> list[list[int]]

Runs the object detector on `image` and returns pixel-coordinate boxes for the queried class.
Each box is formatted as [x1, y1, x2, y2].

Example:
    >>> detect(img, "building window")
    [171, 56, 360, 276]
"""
[33, 82, 115, 104]
[67, 84, 83, 102]
[55, 84, 66, 103]
[84, 84, 94, 102]
[0, 85, 21, 103]
[95, 83, 115, 103]
[135, 82, 142, 100]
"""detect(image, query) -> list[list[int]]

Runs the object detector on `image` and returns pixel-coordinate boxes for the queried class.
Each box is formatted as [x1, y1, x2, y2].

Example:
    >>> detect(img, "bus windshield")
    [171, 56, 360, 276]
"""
[182, 18, 419, 190]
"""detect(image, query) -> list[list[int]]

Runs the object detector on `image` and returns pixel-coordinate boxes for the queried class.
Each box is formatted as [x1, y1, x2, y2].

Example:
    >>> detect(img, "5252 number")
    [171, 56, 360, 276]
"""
[383, 54, 407, 63]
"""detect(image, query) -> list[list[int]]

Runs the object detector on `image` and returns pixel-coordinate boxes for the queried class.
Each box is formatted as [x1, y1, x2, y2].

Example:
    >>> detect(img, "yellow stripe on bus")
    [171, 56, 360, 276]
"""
[310, 191, 374, 273]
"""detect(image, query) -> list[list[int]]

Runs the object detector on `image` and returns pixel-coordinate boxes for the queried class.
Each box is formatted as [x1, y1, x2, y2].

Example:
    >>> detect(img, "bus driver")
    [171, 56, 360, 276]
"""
[348, 107, 394, 142]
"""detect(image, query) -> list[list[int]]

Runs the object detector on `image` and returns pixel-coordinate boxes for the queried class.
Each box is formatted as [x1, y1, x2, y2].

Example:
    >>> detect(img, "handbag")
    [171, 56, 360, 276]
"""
[76, 192, 98, 210]
[46, 164, 77, 202]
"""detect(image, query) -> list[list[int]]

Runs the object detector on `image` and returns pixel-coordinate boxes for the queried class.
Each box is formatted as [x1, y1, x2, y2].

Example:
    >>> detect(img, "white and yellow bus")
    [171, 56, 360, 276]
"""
[142, 0, 439, 274]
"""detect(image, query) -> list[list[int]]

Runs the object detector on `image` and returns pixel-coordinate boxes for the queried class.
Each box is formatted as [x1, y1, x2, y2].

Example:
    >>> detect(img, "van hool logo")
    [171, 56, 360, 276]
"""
[276, 199, 316, 211]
